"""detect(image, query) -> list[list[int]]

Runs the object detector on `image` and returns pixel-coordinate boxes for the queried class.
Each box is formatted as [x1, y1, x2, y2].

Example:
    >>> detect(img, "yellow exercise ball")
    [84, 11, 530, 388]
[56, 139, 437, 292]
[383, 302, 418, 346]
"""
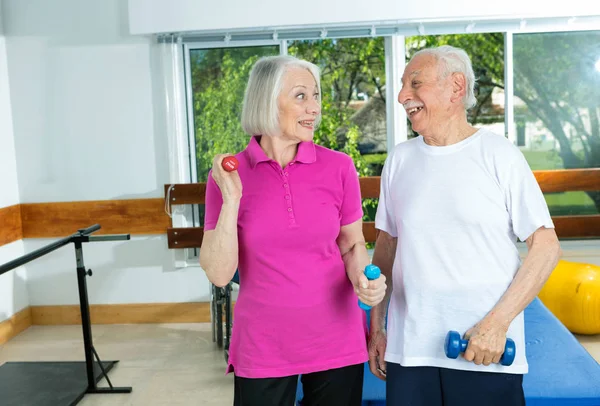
[538, 260, 600, 335]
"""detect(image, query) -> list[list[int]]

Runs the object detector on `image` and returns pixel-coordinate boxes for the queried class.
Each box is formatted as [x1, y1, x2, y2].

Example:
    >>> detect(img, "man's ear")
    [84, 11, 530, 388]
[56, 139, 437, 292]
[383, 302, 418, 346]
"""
[450, 72, 467, 104]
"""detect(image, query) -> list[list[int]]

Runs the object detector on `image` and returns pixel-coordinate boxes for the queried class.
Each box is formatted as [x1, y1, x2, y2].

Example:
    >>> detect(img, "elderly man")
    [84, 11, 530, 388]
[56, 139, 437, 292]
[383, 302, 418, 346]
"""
[367, 45, 561, 405]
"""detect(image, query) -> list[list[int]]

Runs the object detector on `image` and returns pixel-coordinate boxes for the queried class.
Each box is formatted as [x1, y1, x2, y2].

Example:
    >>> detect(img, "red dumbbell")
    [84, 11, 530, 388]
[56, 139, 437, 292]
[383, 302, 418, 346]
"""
[221, 156, 239, 172]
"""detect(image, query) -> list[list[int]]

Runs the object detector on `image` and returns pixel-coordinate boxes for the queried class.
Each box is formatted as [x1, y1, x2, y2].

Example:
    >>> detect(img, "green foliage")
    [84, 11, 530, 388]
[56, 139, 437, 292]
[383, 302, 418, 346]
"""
[192, 39, 386, 182]
[194, 54, 256, 181]
[362, 153, 388, 175]
[191, 46, 279, 181]
[288, 38, 386, 179]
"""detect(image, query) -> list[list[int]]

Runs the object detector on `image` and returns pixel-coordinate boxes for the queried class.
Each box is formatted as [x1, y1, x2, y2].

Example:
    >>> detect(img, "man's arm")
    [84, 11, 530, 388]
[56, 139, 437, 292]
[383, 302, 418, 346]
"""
[370, 230, 397, 331]
[464, 226, 561, 365]
[488, 226, 561, 328]
[368, 230, 397, 380]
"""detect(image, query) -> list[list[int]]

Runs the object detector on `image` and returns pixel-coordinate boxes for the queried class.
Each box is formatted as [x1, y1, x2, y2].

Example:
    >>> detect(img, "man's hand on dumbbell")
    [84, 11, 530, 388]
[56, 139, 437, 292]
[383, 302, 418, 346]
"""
[462, 318, 509, 366]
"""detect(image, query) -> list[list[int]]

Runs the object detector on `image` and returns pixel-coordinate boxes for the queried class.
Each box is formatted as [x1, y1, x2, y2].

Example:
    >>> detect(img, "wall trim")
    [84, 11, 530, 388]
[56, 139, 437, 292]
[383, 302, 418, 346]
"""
[1, 302, 215, 345]
[30, 302, 212, 325]
[0, 307, 32, 345]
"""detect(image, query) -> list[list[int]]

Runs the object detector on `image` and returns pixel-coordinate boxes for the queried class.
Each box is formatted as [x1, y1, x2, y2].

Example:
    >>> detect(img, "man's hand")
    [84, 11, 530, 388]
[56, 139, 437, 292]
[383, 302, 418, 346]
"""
[463, 318, 508, 366]
[368, 329, 388, 380]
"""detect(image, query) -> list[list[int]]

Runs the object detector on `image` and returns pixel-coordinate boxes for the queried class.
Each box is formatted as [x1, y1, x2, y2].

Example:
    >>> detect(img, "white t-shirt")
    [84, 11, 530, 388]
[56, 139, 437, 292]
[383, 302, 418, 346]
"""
[375, 128, 554, 374]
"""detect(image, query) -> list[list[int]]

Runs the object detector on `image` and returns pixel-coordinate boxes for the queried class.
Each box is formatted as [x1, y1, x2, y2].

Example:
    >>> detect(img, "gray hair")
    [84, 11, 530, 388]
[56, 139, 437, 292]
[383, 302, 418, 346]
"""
[241, 55, 321, 137]
[413, 45, 477, 110]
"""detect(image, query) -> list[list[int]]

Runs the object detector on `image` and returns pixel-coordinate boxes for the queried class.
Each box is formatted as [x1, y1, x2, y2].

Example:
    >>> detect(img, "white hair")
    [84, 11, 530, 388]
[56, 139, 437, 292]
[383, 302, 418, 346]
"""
[241, 55, 321, 137]
[413, 45, 477, 110]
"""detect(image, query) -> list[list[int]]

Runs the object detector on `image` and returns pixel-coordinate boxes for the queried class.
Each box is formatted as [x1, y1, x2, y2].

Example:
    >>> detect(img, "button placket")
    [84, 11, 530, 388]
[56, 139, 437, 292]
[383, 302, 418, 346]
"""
[283, 165, 295, 224]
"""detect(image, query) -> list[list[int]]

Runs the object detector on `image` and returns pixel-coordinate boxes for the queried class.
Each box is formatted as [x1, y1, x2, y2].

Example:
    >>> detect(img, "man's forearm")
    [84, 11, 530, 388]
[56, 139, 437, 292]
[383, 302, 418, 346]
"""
[487, 230, 561, 330]
[370, 232, 397, 332]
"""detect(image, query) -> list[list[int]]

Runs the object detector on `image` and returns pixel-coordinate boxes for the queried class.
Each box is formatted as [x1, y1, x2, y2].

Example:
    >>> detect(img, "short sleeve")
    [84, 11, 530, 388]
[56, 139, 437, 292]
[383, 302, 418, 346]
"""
[504, 151, 554, 242]
[374, 152, 398, 237]
[203, 170, 223, 231]
[340, 157, 364, 226]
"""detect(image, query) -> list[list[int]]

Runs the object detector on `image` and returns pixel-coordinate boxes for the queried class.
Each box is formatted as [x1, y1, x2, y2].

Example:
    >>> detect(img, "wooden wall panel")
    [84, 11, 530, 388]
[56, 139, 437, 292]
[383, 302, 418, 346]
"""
[534, 169, 600, 193]
[0, 204, 23, 247]
[167, 227, 204, 248]
[166, 169, 600, 205]
[553, 215, 600, 239]
[363, 222, 377, 243]
[358, 177, 381, 199]
[21, 198, 170, 238]
[164, 184, 206, 205]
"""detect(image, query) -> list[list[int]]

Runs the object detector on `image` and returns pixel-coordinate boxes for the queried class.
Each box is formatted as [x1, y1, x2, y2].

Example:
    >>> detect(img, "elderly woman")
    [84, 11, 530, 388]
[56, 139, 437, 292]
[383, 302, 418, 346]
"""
[200, 55, 387, 406]
[368, 45, 561, 406]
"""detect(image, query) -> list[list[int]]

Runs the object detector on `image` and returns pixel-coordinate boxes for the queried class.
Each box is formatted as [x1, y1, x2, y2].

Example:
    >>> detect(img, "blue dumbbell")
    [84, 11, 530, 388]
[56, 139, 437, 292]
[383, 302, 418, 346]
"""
[444, 330, 516, 366]
[358, 264, 381, 311]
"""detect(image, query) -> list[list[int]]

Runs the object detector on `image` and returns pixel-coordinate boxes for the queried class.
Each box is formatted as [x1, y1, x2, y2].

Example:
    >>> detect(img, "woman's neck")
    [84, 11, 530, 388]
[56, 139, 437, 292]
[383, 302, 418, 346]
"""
[258, 136, 299, 168]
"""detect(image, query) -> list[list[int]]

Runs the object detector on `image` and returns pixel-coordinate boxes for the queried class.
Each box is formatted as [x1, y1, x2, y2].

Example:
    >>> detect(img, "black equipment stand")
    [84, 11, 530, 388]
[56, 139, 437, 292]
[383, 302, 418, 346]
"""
[0, 224, 133, 404]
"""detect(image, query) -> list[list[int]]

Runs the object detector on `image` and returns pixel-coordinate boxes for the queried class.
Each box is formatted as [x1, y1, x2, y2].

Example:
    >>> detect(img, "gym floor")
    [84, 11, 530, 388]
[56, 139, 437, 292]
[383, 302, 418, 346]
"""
[0, 323, 599, 405]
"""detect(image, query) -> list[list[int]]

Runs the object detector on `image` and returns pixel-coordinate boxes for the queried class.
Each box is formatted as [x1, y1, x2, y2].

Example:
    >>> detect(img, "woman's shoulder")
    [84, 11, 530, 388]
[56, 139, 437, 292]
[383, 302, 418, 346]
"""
[314, 143, 349, 156]
[313, 143, 355, 165]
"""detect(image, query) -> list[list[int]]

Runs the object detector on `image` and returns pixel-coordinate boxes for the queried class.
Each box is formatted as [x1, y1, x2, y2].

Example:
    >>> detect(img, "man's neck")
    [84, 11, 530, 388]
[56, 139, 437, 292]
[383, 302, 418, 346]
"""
[421, 117, 477, 146]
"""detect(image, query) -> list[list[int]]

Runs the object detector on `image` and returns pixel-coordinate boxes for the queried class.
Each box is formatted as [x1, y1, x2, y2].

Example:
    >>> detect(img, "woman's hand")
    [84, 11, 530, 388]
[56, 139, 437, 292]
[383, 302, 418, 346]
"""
[211, 154, 242, 203]
[354, 271, 387, 308]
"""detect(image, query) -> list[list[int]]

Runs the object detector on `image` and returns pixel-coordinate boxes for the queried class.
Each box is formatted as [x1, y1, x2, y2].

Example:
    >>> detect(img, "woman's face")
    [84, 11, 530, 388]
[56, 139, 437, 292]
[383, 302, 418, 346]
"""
[277, 67, 321, 142]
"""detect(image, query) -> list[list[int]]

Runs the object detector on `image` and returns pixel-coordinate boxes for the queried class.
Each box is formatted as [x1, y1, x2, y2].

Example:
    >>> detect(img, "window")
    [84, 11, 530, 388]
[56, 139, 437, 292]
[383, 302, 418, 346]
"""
[513, 30, 600, 216]
[173, 21, 600, 243]
[288, 38, 387, 178]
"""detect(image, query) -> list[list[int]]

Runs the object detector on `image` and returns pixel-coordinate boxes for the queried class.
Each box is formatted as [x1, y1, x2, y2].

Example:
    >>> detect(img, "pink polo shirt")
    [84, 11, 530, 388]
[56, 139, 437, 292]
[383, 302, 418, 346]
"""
[204, 135, 369, 378]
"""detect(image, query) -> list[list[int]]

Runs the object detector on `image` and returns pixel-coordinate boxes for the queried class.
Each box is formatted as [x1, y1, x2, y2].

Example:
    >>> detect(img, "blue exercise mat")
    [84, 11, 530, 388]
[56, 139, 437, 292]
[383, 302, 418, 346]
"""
[523, 298, 600, 405]
[296, 298, 600, 405]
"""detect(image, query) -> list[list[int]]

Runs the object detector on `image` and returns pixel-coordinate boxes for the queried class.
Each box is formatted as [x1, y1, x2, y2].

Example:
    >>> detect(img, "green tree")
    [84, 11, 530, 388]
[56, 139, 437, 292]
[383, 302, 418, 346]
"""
[289, 38, 386, 176]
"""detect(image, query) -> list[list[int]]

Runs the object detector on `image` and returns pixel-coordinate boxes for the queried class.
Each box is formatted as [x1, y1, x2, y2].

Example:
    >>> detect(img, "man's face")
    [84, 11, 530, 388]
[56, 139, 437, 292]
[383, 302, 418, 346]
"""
[397, 54, 455, 136]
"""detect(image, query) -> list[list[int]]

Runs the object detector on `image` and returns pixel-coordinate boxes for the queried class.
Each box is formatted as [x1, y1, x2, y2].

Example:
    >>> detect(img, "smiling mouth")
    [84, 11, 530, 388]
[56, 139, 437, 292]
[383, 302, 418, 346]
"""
[299, 120, 314, 129]
[406, 106, 424, 116]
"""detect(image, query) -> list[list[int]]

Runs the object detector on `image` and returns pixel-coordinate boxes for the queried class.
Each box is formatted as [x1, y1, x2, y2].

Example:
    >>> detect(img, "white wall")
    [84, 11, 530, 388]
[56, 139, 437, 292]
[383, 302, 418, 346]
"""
[0, 241, 28, 322]
[2, 0, 212, 306]
[4, 0, 167, 203]
[23, 237, 206, 305]
[1, 0, 599, 312]
[0, 39, 18, 208]
[128, 0, 600, 35]
[0, 31, 27, 322]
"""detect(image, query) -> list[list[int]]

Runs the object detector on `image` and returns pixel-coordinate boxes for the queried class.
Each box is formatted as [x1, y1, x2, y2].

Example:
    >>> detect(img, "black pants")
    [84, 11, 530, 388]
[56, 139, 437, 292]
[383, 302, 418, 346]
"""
[386, 362, 525, 406]
[233, 363, 364, 406]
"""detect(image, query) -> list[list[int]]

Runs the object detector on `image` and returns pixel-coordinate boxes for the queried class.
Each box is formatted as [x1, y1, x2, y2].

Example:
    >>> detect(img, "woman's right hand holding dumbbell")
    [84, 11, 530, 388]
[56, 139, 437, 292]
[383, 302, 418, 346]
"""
[211, 154, 242, 203]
